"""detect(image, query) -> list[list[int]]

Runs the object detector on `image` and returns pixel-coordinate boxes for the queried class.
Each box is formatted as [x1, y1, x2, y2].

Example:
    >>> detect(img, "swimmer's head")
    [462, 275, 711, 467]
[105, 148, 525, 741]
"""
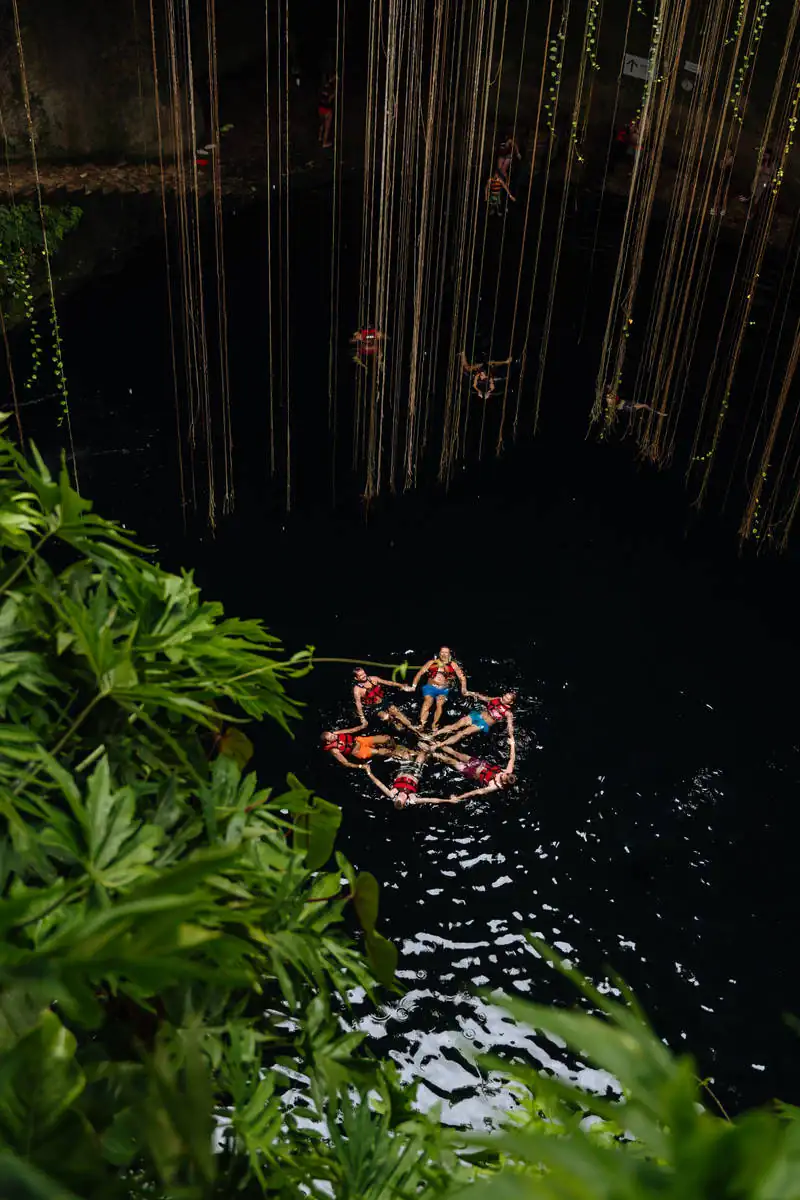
[438, 646, 452, 662]
[498, 771, 517, 789]
[353, 667, 369, 682]
[502, 691, 517, 706]
[377, 710, 390, 723]
[320, 731, 335, 746]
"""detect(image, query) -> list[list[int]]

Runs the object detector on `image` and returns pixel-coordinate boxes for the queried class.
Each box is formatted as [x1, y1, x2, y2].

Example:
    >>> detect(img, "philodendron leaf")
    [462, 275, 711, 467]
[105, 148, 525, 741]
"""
[365, 930, 397, 988]
[218, 726, 254, 770]
[0, 1010, 85, 1147]
[0, 1152, 82, 1200]
[295, 796, 342, 872]
[353, 872, 379, 935]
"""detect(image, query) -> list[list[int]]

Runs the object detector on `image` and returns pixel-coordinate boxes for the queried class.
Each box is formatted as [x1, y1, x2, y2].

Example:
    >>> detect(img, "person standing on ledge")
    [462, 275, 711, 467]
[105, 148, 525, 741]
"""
[352, 667, 412, 726]
[411, 646, 468, 731]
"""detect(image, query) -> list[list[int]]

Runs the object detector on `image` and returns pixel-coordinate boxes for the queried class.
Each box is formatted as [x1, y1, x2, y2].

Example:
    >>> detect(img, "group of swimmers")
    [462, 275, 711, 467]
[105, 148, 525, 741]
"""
[321, 647, 517, 809]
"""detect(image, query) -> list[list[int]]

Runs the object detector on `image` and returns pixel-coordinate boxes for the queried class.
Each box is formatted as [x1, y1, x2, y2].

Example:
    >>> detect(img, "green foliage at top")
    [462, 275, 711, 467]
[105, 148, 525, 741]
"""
[0, 420, 798, 1199]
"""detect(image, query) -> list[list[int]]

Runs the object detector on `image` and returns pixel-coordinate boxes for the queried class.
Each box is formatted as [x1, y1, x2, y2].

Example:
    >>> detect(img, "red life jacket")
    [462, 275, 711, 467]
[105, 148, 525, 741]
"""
[615, 126, 630, 145]
[489, 174, 505, 193]
[428, 660, 456, 681]
[477, 762, 503, 786]
[486, 697, 511, 722]
[325, 732, 355, 755]
[362, 681, 384, 705]
[393, 773, 418, 794]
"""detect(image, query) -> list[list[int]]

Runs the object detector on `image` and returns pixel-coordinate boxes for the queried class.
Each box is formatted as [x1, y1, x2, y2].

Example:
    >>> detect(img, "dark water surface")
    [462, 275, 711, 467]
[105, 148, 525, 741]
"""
[6, 181, 800, 1122]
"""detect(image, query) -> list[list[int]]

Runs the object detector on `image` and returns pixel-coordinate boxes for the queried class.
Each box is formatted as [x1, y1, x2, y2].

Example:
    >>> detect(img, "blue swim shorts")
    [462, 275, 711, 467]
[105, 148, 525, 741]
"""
[423, 683, 449, 699]
[469, 710, 490, 732]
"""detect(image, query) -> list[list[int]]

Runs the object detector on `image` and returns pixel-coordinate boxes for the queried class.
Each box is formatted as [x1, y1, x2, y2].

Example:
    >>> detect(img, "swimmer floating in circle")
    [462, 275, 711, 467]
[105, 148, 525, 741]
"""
[432, 731, 517, 799]
[411, 646, 467, 731]
[320, 729, 397, 768]
[352, 666, 413, 726]
[427, 691, 516, 749]
[365, 750, 440, 808]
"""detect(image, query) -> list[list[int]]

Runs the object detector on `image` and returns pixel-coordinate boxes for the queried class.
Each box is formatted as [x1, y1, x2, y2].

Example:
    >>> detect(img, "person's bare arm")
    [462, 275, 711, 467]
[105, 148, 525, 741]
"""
[452, 662, 468, 694]
[353, 689, 368, 727]
[460, 351, 478, 374]
[488, 356, 514, 367]
[409, 794, 467, 805]
[505, 714, 515, 740]
[371, 673, 414, 691]
[332, 750, 367, 769]
[500, 177, 516, 200]
[365, 768, 392, 795]
[466, 690, 490, 702]
[411, 659, 434, 688]
[506, 734, 516, 774]
[440, 786, 495, 802]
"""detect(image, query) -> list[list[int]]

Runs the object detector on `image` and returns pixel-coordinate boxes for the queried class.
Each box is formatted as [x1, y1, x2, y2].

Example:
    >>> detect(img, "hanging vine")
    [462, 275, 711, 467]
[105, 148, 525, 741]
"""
[0, 201, 81, 418]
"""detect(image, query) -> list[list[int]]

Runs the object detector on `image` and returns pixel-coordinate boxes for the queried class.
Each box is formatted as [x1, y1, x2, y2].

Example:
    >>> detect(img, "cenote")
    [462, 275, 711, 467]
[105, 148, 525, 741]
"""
[7, 164, 800, 1131]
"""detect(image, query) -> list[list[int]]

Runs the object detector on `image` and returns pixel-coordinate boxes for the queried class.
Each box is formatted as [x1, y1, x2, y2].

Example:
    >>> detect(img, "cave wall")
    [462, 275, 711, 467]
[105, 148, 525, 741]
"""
[0, 0, 205, 161]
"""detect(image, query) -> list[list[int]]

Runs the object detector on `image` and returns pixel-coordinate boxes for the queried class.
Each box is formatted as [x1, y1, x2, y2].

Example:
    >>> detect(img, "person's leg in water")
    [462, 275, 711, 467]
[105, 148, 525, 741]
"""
[435, 724, 478, 750]
[366, 734, 400, 757]
[432, 744, 472, 765]
[419, 694, 434, 729]
[424, 714, 472, 741]
[432, 692, 448, 730]
[381, 706, 419, 736]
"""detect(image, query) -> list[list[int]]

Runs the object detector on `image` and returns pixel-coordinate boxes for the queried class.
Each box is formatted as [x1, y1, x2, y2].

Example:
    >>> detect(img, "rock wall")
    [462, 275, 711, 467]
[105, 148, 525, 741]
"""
[0, 0, 206, 161]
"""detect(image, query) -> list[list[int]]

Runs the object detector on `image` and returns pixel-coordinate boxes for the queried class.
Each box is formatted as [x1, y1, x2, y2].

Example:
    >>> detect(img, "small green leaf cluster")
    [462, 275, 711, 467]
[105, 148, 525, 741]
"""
[0, 203, 81, 409]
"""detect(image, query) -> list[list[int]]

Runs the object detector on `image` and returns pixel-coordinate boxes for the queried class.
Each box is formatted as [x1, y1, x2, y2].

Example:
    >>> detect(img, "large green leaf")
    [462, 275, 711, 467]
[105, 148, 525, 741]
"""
[0, 1152, 83, 1200]
[0, 1010, 85, 1147]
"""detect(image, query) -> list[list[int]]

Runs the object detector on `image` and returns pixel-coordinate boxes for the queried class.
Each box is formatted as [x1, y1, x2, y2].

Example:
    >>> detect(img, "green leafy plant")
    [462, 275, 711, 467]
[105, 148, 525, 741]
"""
[0, 420, 457, 1198]
[455, 941, 800, 1198]
[1, 420, 799, 1198]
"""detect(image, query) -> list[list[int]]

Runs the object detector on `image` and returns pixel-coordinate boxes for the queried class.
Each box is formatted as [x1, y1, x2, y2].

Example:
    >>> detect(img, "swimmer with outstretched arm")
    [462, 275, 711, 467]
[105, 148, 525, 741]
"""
[352, 667, 413, 727]
[426, 691, 516, 749]
[365, 750, 439, 808]
[321, 730, 400, 769]
[432, 733, 517, 799]
[411, 646, 468, 731]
